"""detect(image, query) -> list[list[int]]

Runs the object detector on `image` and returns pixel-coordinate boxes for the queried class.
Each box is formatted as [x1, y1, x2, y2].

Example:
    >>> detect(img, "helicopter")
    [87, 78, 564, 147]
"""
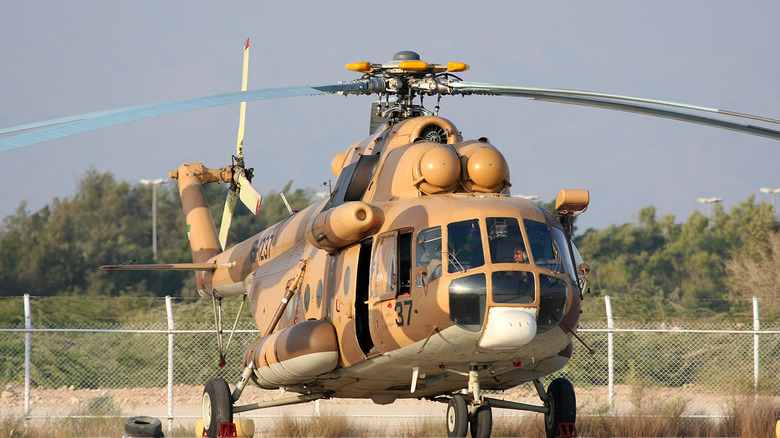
[3, 45, 780, 438]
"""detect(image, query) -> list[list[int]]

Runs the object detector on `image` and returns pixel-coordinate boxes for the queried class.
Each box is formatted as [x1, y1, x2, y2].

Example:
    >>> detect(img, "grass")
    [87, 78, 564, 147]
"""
[2, 393, 777, 437]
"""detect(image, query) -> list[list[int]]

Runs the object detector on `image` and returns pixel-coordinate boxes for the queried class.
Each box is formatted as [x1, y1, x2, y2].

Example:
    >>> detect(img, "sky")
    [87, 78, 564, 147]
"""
[1, 1, 779, 232]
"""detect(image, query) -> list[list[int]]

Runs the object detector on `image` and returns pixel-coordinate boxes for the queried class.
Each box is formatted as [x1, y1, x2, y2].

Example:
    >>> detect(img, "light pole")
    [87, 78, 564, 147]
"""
[140, 178, 166, 261]
[760, 187, 780, 213]
[697, 197, 722, 229]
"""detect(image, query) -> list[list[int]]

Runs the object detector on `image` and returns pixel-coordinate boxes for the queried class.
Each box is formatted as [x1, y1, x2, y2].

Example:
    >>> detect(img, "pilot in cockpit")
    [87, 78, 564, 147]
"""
[513, 243, 528, 263]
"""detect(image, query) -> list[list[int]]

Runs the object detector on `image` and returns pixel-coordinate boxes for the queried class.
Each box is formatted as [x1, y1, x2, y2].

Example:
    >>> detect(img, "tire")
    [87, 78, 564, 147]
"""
[124, 416, 163, 438]
[446, 394, 468, 437]
[544, 378, 576, 438]
[202, 378, 233, 438]
[469, 400, 492, 438]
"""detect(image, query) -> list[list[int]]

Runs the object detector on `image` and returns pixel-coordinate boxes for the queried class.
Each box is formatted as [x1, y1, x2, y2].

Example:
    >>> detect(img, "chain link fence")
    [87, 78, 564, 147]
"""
[1, 294, 778, 427]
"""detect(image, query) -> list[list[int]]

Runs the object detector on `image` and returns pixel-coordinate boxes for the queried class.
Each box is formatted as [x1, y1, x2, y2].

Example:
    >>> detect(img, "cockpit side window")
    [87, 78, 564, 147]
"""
[550, 226, 577, 281]
[523, 219, 564, 273]
[447, 219, 485, 273]
[487, 217, 528, 264]
[416, 226, 442, 287]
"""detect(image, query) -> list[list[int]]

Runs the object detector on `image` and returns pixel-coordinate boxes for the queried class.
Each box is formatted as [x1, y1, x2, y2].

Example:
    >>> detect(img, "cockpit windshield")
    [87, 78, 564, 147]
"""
[487, 217, 528, 264]
[523, 219, 564, 273]
[445, 216, 572, 333]
[447, 219, 485, 273]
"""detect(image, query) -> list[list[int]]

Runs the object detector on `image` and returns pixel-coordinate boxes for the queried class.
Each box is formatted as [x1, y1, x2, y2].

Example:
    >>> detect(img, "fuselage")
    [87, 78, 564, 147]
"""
[180, 115, 585, 401]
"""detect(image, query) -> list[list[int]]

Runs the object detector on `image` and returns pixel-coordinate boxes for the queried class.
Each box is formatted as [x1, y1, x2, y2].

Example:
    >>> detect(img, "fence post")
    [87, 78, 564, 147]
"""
[605, 295, 615, 413]
[24, 294, 31, 423]
[166, 296, 175, 434]
[752, 297, 759, 395]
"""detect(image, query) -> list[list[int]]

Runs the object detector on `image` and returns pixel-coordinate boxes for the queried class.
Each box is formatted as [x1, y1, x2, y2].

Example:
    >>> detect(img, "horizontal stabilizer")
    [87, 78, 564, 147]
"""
[100, 262, 217, 271]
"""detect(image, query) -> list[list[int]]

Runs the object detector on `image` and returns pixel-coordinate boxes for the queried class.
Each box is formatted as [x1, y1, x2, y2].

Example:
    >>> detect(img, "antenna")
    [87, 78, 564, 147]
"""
[280, 192, 294, 215]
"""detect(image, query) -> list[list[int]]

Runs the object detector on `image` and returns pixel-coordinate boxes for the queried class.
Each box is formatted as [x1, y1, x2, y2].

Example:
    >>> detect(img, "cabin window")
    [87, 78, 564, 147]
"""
[487, 217, 528, 264]
[415, 226, 442, 286]
[344, 266, 351, 295]
[448, 273, 486, 332]
[523, 220, 563, 273]
[447, 219, 484, 273]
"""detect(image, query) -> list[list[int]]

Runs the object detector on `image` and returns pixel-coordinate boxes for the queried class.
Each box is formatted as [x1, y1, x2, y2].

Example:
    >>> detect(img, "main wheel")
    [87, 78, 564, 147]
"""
[202, 378, 233, 438]
[469, 400, 492, 438]
[544, 378, 576, 438]
[446, 394, 468, 437]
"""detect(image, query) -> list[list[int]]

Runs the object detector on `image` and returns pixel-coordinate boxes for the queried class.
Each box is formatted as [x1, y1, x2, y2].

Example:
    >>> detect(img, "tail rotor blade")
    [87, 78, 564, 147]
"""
[236, 172, 262, 215]
[236, 38, 250, 159]
[218, 192, 238, 250]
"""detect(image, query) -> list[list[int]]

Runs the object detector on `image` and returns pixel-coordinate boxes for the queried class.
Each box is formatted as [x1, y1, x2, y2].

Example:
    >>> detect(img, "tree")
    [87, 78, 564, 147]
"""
[0, 170, 315, 298]
[725, 230, 780, 319]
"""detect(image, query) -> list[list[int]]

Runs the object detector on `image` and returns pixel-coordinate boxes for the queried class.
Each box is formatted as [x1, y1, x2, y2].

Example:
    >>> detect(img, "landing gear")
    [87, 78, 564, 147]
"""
[446, 395, 492, 438]
[469, 400, 492, 438]
[446, 395, 468, 437]
[202, 378, 233, 438]
[447, 363, 494, 438]
[544, 378, 576, 438]
[443, 375, 576, 438]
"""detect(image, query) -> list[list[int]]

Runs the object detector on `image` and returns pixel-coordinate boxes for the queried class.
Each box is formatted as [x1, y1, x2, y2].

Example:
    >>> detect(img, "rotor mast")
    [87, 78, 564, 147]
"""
[344, 51, 470, 125]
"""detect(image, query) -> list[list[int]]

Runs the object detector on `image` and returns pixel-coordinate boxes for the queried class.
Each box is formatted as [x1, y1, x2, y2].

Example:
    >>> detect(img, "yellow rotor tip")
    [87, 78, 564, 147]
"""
[447, 62, 469, 72]
[346, 62, 373, 73]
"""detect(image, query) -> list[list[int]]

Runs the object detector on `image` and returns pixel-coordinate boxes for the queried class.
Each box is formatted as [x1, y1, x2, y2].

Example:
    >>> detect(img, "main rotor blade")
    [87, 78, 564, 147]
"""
[0, 82, 371, 152]
[450, 82, 780, 141]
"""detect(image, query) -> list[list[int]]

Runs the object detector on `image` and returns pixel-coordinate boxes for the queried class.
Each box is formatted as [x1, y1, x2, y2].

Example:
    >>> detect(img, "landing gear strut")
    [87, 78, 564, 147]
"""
[445, 375, 576, 438]
[446, 364, 493, 438]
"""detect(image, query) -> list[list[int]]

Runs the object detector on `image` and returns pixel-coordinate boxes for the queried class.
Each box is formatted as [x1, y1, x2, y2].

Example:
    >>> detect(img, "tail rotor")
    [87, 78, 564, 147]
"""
[218, 39, 262, 250]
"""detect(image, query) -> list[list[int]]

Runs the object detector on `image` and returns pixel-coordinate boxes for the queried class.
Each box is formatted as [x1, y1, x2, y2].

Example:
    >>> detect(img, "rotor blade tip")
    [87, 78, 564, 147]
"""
[245, 39, 250, 49]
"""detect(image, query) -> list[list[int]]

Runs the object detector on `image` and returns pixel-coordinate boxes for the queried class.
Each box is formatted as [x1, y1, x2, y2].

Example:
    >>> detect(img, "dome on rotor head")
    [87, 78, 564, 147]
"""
[393, 50, 421, 61]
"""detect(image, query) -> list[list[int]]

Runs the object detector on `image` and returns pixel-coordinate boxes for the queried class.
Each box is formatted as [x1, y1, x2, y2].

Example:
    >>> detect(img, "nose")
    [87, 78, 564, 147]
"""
[478, 307, 537, 349]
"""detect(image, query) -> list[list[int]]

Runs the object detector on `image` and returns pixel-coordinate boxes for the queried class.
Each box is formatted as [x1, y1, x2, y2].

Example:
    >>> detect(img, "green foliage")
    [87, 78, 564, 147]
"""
[1, 168, 777, 321]
[576, 199, 779, 319]
[0, 169, 315, 298]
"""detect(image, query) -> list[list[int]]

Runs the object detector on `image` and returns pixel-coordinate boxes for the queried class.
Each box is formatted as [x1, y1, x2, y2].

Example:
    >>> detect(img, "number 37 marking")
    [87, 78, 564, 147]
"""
[395, 300, 413, 326]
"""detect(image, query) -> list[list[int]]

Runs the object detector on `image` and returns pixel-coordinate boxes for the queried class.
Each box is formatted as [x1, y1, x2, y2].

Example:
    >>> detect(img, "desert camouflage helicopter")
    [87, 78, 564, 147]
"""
[3, 44, 780, 438]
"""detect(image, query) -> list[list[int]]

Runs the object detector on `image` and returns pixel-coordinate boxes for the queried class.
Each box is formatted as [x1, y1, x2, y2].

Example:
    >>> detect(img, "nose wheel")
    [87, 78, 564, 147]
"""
[446, 395, 468, 437]
[446, 395, 493, 438]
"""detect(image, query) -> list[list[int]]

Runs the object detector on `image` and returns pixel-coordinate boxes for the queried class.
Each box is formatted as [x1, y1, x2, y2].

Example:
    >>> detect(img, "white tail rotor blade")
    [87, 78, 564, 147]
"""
[236, 38, 250, 159]
[218, 191, 238, 250]
[237, 172, 262, 215]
